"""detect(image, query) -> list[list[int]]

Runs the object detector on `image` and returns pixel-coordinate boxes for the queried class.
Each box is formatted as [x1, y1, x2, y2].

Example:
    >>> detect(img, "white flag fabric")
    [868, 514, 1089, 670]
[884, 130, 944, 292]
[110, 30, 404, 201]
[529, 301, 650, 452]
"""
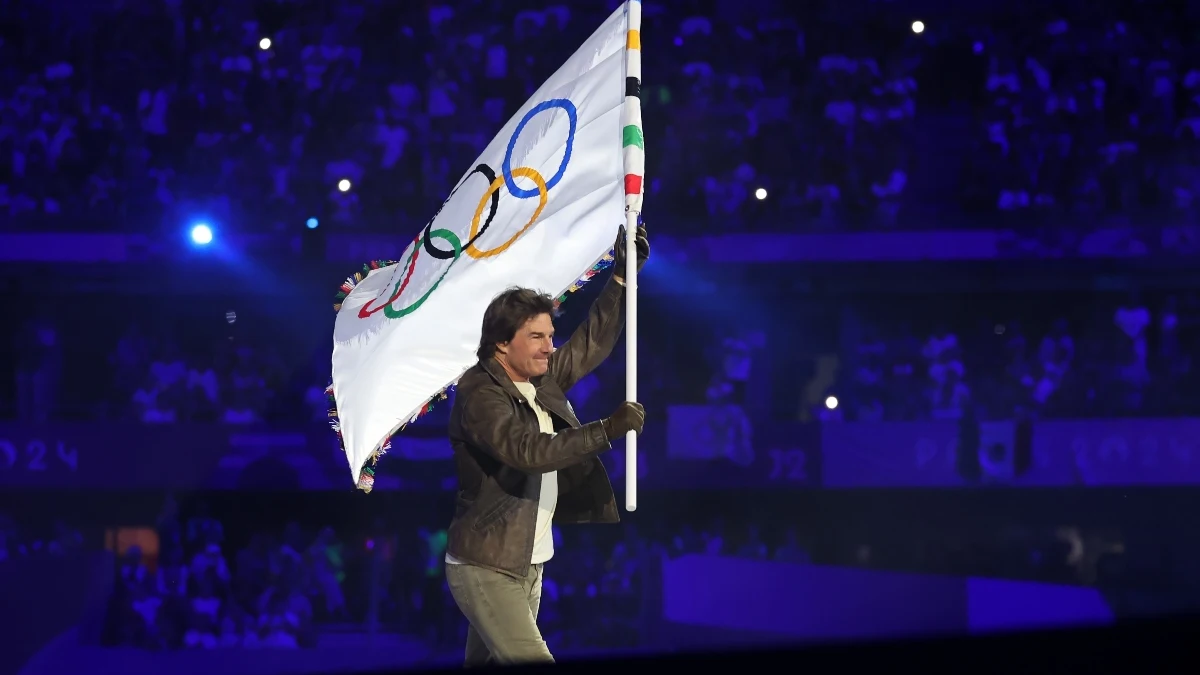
[328, 3, 643, 491]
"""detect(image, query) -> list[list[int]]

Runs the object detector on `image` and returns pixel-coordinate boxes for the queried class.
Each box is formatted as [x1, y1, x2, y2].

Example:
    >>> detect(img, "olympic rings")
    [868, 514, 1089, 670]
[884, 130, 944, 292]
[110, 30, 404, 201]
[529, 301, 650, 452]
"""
[383, 229, 463, 319]
[423, 164, 499, 260]
[362, 97, 576, 321]
[358, 235, 421, 318]
[502, 99, 577, 199]
[466, 167, 548, 259]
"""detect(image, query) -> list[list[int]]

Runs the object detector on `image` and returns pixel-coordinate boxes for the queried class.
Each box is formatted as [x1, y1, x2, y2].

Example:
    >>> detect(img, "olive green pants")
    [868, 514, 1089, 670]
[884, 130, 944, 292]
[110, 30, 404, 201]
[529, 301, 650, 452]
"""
[445, 562, 554, 666]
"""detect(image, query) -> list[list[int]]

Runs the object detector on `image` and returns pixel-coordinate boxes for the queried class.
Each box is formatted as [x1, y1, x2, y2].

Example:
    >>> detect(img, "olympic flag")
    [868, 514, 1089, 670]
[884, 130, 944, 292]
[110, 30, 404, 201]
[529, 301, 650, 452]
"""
[328, 2, 645, 500]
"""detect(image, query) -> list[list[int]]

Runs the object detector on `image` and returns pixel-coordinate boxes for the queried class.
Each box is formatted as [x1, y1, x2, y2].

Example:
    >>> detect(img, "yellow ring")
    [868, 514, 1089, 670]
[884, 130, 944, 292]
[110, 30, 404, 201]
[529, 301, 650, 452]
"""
[466, 166, 549, 259]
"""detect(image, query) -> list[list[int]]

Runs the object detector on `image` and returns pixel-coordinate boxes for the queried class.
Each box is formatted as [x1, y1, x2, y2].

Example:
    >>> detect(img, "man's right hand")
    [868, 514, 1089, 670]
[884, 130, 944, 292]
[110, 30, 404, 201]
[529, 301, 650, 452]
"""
[602, 401, 645, 440]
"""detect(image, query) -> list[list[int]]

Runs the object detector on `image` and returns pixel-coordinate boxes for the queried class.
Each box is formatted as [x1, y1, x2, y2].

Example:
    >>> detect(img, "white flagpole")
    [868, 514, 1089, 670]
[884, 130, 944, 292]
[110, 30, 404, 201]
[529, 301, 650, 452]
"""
[623, 0, 643, 513]
[625, 210, 638, 512]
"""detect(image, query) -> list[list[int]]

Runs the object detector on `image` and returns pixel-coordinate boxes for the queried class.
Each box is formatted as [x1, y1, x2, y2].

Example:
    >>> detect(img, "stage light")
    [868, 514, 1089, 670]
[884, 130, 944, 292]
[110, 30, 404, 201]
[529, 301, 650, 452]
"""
[755, 188, 768, 200]
[259, 37, 272, 50]
[190, 224, 213, 245]
[337, 179, 352, 192]
[306, 217, 319, 229]
[825, 395, 839, 410]
[912, 20, 925, 34]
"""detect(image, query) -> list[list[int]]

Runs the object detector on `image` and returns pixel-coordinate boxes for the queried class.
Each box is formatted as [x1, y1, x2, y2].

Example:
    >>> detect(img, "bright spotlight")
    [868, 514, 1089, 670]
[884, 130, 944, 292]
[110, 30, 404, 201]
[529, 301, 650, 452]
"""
[337, 179, 352, 192]
[259, 37, 272, 50]
[755, 188, 768, 200]
[190, 224, 213, 245]
[306, 217, 319, 230]
[911, 20, 925, 34]
[825, 395, 839, 410]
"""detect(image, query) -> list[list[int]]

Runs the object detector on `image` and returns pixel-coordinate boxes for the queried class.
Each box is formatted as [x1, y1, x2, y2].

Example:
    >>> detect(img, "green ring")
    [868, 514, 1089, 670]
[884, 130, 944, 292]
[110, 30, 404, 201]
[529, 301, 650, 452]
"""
[384, 229, 463, 319]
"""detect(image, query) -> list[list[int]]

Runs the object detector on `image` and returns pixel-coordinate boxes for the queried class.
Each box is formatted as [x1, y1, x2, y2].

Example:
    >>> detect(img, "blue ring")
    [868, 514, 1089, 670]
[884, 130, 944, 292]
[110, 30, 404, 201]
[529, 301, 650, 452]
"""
[502, 99, 577, 199]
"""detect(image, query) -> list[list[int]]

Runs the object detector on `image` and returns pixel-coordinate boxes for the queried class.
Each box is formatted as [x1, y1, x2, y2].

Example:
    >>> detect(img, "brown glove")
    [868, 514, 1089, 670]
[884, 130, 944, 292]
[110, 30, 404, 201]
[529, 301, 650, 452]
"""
[602, 401, 645, 440]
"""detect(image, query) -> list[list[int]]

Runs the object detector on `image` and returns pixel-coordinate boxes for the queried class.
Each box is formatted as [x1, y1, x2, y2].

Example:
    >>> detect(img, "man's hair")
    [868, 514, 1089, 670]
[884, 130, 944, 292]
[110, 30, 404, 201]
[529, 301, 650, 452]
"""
[477, 287, 557, 362]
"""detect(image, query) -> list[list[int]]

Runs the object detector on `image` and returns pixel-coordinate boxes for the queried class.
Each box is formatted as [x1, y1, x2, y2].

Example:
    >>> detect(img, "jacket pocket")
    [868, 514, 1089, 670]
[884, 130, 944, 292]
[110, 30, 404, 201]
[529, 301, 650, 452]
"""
[472, 493, 518, 532]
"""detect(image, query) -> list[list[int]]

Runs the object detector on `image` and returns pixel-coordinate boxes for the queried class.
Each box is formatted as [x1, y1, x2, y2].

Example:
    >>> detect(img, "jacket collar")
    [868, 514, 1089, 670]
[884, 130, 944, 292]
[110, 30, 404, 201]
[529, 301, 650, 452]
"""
[479, 357, 544, 400]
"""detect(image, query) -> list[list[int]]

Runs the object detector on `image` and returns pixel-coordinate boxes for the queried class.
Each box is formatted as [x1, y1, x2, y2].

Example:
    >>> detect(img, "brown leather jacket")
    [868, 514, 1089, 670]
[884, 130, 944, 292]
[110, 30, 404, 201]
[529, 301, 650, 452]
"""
[445, 278, 624, 578]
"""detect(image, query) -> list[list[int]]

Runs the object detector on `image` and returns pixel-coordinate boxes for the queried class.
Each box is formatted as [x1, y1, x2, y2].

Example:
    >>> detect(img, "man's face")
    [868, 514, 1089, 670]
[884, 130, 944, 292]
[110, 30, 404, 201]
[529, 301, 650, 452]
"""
[497, 313, 555, 381]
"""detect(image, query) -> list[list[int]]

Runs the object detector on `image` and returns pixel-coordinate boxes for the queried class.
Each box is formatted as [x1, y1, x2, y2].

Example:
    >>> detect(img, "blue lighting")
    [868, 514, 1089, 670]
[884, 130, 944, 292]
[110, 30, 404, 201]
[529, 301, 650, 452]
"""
[190, 224, 213, 245]
[306, 217, 319, 230]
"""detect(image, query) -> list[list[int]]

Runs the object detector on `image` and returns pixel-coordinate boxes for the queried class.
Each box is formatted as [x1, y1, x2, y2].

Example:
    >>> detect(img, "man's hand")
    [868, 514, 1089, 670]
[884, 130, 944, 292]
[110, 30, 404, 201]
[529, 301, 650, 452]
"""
[602, 401, 645, 440]
[611, 223, 649, 284]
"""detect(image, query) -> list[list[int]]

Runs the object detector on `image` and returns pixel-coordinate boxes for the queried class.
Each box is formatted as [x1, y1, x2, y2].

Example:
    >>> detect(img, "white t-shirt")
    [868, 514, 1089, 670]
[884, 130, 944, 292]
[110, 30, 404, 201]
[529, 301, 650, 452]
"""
[447, 380, 558, 566]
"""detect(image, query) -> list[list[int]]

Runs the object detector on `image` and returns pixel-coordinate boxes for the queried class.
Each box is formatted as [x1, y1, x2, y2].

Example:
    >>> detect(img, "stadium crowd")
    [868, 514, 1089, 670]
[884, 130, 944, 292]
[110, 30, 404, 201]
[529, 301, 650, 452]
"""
[0, 492, 1131, 653]
[6, 288, 1197, 428]
[1, 0, 1198, 237]
[90, 501, 1122, 652]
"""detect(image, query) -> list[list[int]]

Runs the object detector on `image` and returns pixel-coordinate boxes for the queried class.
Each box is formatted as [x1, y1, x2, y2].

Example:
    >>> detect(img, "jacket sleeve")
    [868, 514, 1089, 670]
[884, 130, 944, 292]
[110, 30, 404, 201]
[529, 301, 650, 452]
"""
[546, 276, 625, 393]
[460, 384, 612, 474]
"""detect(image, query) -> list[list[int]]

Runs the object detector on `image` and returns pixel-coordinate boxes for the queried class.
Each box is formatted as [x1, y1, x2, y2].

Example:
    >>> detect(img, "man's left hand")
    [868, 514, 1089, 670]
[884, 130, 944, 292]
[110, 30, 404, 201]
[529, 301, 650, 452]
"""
[612, 223, 649, 284]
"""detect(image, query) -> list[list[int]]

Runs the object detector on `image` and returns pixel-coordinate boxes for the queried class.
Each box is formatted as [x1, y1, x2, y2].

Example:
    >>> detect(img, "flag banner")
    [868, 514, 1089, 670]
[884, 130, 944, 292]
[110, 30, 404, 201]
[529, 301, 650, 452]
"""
[328, 3, 644, 491]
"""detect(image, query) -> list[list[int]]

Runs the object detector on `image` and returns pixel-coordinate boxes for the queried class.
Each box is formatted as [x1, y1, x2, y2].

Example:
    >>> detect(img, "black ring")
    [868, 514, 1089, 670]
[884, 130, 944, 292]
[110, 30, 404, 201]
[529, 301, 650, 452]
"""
[422, 164, 499, 260]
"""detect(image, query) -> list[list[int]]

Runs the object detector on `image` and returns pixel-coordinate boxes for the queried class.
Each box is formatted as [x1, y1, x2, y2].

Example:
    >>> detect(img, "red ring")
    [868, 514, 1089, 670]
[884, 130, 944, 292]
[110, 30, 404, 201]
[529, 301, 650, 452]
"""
[358, 235, 422, 318]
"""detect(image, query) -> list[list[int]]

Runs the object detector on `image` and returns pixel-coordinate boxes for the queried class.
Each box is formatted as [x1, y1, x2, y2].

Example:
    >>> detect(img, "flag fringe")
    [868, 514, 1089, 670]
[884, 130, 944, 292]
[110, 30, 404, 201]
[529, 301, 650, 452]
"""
[326, 381, 446, 493]
[554, 250, 615, 308]
[328, 249, 615, 493]
[332, 259, 399, 312]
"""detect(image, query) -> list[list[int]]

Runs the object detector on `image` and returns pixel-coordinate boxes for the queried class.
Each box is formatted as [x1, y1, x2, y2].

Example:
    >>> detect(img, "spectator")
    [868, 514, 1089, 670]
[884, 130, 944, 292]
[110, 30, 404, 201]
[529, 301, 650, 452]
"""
[14, 314, 61, 423]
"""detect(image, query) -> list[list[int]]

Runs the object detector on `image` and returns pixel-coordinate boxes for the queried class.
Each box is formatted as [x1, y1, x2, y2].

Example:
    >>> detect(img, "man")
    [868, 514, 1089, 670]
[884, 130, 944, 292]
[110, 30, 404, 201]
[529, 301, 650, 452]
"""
[444, 224, 650, 666]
